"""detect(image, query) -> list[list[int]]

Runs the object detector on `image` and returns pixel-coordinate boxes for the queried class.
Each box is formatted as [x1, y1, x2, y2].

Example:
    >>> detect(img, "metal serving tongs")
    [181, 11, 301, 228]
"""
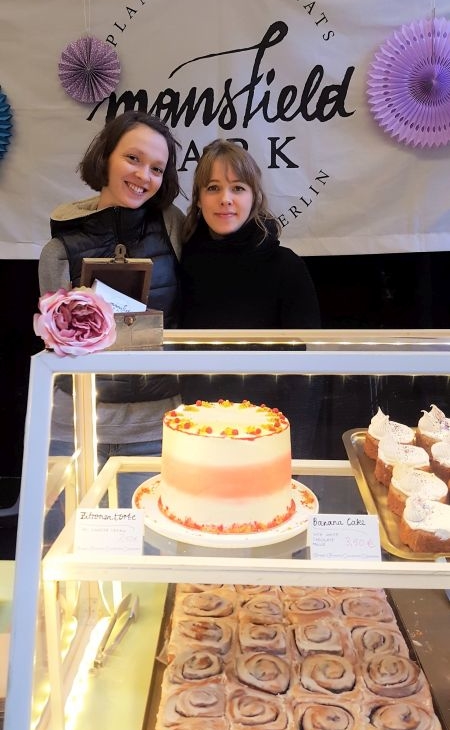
[93, 593, 138, 668]
[102, 595, 140, 659]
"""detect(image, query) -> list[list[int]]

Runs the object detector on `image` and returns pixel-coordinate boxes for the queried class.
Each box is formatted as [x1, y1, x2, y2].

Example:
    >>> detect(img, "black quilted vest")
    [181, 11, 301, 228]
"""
[51, 204, 180, 403]
[51, 203, 180, 326]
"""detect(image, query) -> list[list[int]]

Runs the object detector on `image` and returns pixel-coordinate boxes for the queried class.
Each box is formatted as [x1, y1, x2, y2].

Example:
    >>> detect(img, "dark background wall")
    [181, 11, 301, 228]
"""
[307, 251, 447, 329]
[0, 261, 41, 481]
[0, 261, 40, 556]
[0, 252, 448, 555]
[2, 251, 449, 480]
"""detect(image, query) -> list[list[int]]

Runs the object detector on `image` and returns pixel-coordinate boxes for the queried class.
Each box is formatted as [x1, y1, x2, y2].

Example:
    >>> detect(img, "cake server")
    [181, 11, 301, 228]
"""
[93, 592, 132, 668]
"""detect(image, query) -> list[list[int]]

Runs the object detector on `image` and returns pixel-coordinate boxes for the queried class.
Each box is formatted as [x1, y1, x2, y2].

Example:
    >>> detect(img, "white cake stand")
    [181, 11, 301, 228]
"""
[132, 476, 319, 548]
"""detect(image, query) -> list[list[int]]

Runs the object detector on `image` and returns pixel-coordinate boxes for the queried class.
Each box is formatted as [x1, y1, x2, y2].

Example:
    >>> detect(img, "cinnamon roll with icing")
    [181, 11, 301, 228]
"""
[228, 686, 289, 729]
[238, 622, 287, 655]
[362, 655, 431, 703]
[349, 623, 409, 661]
[238, 597, 284, 625]
[178, 591, 235, 618]
[167, 648, 223, 684]
[156, 718, 228, 730]
[293, 620, 347, 657]
[235, 585, 279, 596]
[178, 584, 225, 593]
[339, 595, 395, 623]
[167, 618, 233, 660]
[158, 683, 226, 726]
[326, 587, 385, 599]
[293, 700, 361, 730]
[366, 700, 441, 730]
[279, 586, 318, 598]
[298, 654, 357, 697]
[235, 652, 290, 694]
[284, 595, 335, 623]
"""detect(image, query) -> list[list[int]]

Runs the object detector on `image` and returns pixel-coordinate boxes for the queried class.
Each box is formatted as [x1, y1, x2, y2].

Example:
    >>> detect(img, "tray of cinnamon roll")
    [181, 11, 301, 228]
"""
[142, 583, 446, 730]
[343, 405, 450, 560]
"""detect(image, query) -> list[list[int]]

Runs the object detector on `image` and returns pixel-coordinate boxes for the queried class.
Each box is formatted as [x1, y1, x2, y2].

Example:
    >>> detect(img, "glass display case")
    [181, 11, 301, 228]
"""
[5, 330, 450, 730]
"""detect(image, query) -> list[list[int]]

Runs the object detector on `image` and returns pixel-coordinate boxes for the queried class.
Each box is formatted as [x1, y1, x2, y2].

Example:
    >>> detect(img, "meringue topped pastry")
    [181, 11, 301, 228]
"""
[399, 495, 450, 552]
[364, 407, 415, 460]
[430, 434, 450, 484]
[388, 463, 448, 516]
[374, 434, 429, 487]
[417, 404, 450, 453]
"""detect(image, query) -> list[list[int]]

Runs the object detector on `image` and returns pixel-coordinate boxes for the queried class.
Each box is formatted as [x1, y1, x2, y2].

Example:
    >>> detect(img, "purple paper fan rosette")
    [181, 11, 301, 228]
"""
[367, 16, 450, 148]
[58, 36, 121, 104]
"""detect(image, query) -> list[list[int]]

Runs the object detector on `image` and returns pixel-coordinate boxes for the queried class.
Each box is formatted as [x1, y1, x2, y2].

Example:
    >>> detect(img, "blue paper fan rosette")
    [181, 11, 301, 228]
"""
[58, 35, 121, 104]
[0, 86, 13, 160]
[367, 16, 450, 148]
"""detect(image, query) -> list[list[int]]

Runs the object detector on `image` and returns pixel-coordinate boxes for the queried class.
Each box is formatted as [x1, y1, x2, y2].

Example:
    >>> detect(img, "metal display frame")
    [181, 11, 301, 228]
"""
[5, 330, 450, 730]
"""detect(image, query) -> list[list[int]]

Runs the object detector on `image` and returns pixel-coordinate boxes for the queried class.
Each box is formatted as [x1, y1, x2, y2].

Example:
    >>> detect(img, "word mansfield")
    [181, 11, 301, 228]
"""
[91, 21, 355, 130]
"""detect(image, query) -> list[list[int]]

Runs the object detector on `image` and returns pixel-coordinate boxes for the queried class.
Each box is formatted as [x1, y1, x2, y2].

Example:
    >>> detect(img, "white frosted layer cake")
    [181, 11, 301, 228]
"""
[159, 399, 294, 533]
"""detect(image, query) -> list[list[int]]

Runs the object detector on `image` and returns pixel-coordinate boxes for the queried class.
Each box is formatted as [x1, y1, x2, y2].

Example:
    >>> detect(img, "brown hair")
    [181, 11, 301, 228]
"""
[182, 139, 280, 241]
[78, 111, 181, 208]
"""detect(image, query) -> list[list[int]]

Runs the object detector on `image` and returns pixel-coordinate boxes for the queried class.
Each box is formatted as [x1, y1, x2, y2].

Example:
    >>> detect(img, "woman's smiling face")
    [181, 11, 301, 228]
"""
[98, 123, 169, 209]
[198, 158, 254, 236]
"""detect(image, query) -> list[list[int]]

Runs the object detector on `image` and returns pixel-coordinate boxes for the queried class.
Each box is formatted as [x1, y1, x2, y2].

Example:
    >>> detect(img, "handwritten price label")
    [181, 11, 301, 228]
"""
[308, 514, 381, 561]
[74, 508, 144, 555]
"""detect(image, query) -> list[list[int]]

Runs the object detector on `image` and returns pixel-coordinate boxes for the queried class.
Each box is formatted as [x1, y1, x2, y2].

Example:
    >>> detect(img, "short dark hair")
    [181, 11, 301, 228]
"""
[78, 111, 181, 208]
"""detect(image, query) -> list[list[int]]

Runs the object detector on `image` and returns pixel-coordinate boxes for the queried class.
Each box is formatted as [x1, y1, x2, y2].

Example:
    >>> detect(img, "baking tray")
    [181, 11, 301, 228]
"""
[342, 428, 450, 561]
[388, 588, 450, 730]
[141, 584, 176, 730]
[140, 584, 448, 730]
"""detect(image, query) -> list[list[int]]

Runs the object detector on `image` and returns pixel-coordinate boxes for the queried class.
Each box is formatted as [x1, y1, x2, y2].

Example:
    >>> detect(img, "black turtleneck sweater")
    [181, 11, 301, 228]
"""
[180, 217, 321, 328]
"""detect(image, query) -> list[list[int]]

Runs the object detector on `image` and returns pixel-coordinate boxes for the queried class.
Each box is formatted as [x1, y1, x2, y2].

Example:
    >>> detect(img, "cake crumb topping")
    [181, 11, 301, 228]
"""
[158, 496, 296, 533]
[164, 399, 289, 438]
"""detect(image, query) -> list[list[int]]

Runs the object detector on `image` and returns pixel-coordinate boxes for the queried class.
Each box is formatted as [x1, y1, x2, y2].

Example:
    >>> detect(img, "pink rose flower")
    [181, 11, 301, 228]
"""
[33, 287, 116, 356]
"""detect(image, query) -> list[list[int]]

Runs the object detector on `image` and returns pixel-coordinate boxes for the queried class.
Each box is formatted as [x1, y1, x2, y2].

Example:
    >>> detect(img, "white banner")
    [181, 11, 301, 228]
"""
[1, 0, 449, 259]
